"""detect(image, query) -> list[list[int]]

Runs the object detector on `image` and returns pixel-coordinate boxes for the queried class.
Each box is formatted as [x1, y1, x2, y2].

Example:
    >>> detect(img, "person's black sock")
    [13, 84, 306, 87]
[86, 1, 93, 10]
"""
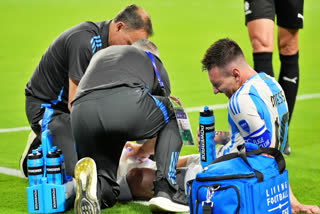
[278, 52, 299, 124]
[253, 52, 274, 76]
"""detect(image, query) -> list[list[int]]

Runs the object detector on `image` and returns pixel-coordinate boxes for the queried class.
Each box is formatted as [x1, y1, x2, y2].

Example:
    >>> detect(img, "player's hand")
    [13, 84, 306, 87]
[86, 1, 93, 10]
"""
[291, 201, 320, 214]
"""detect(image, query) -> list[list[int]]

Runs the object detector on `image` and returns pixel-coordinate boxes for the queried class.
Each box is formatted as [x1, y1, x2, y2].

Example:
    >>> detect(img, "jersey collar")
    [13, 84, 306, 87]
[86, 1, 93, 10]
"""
[98, 19, 111, 49]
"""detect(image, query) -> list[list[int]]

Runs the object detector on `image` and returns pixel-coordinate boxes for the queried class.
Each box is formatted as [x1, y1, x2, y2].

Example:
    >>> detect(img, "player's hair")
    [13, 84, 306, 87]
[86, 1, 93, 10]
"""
[114, 4, 153, 36]
[132, 39, 159, 57]
[201, 38, 244, 72]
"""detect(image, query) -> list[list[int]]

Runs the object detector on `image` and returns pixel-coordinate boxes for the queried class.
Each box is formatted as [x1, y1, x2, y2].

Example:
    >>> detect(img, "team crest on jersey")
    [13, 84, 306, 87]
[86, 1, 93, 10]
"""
[238, 120, 250, 133]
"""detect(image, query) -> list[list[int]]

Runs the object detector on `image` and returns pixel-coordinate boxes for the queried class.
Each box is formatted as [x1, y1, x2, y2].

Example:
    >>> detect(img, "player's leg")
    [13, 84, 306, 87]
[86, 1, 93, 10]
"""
[244, 0, 275, 76]
[125, 167, 188, 201]
[276, 0, 303, 123]
[276, 0, 304, 154]
[48, 110, 78, 177]
[277, 28, 299, 123]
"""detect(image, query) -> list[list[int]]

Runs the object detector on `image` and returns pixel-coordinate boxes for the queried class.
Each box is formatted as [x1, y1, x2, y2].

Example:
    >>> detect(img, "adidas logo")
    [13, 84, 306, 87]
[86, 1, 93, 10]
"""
[90, 35, 102, 54]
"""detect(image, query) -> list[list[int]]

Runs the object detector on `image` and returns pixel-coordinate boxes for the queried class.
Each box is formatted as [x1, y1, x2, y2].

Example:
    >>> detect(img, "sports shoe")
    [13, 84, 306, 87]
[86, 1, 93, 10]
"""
[149, 179, 189, 213]
[19, 130, 40, 178]
[74, 157, 100, 214]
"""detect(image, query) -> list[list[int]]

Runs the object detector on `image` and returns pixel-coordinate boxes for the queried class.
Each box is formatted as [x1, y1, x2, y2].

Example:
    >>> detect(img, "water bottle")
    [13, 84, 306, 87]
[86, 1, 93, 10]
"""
[46, 146, 62, 185]
[57, 149, 67, 184]
[27, 149, 44, 186]
[199, 106, 215, 168]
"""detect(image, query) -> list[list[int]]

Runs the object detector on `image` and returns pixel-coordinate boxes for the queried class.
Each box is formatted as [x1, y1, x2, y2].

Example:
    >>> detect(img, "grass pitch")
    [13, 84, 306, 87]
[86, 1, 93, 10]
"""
[0, 0, 319, 213]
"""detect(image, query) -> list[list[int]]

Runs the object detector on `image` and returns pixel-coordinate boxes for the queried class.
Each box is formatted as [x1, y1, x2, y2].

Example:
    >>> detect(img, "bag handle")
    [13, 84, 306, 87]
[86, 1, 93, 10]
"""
[208, 144, 286, 182]
[209, 150, 263, 182]
[237, 144, 263, 182]
[246, 147, 286, 174]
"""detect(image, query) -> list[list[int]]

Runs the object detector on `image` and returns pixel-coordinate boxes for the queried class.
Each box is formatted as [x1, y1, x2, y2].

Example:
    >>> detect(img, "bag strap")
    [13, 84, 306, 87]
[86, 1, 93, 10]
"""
[237, 144, 263, 182]
[246, 147, 286, 174]
[209, 150, 263, 182]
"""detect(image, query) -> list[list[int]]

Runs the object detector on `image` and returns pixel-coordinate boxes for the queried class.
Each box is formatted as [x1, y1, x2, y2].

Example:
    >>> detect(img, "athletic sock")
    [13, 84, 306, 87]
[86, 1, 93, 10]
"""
[278, 52, 299, 124]
[253, 52, 274, 76]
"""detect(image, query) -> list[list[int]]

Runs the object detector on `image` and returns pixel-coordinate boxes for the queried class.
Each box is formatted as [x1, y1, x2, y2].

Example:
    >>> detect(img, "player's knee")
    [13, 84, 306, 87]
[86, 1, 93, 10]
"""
[278, 28, 299, 55]
[278, 41, 298, 55]
[251, 36, 273, 52]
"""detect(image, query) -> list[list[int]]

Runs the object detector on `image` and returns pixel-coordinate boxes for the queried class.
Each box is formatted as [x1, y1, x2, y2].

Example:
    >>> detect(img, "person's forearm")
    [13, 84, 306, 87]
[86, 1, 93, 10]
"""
[68, 78, 79, 111]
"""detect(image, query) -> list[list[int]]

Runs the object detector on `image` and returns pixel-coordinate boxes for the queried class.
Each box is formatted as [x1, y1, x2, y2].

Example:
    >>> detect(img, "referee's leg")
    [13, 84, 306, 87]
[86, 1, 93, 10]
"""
[244, 0, 275, 76]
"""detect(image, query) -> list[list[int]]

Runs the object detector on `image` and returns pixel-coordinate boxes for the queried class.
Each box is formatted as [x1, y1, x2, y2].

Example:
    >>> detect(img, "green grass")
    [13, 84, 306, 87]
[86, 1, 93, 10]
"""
[0, 0, 319, 213]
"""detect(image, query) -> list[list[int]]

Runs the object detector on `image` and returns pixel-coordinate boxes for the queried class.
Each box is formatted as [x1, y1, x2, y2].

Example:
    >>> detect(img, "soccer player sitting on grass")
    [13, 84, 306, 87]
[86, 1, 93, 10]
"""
[122, 38, 320, 214]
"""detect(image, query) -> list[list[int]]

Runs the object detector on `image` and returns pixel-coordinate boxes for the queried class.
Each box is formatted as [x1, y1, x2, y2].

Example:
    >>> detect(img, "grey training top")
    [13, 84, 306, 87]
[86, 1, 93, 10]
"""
[72, 45, 171, 103]
[25, 20, 111, 111]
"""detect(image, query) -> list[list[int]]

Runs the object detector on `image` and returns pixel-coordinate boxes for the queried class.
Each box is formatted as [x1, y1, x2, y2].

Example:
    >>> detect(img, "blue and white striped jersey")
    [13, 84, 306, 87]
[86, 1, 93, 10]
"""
[219, 72, 289, 156]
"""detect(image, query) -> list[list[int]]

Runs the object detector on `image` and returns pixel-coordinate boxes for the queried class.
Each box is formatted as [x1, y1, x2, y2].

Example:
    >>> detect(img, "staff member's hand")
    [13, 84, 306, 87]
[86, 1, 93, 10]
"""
[124, 138, 156, 162]
[124, 142, 145, 162]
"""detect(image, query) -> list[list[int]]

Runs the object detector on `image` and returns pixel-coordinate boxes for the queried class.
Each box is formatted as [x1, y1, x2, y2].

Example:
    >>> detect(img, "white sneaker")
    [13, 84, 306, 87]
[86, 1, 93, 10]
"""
[74, 157, 100, 214]
[149, 179, 189, 213]
[149, 196, 189, 213]
[19, 130, 39, 178]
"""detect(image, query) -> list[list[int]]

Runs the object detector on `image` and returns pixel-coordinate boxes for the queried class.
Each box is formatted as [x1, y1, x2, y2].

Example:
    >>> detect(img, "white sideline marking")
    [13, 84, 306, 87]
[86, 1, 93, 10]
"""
[0, 126, 30, 133]
[296, 93, 320, 100]
[132, 201, 149, 206]
[0, 166, 26, 178]
[185, 103, 228, 113]
[184, 93, 320, 113]
[0, 93, 319, 178]
[0, 93, 319, 133]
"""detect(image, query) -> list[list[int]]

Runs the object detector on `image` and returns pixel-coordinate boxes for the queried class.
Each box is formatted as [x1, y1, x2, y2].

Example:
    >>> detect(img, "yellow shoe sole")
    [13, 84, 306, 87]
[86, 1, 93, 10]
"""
[74, 157, 100, 214]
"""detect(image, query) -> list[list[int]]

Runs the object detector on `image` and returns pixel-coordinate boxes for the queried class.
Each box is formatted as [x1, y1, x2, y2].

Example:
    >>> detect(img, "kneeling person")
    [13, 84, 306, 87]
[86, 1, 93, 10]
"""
[71, 39, 188, 213]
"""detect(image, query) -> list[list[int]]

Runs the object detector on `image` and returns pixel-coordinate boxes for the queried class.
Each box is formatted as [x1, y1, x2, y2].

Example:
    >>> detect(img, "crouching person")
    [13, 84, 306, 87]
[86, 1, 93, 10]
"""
[70, 39, 189, 213]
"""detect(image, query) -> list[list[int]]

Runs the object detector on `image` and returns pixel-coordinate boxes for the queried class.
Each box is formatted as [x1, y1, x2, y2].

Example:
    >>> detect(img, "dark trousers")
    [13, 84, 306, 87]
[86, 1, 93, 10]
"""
[25, 96, 78, 177]
[70, 87, 182, 208]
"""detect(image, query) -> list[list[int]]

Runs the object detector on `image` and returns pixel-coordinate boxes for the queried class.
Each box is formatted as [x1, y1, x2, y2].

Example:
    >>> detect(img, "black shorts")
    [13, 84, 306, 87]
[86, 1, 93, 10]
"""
[244, 0, 304, 29]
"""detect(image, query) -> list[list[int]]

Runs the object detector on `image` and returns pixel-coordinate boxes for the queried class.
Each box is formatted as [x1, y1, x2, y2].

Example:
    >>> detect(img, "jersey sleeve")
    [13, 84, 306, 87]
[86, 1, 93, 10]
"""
[66, 31, 94, 82]
[228, 93, 272, 148]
